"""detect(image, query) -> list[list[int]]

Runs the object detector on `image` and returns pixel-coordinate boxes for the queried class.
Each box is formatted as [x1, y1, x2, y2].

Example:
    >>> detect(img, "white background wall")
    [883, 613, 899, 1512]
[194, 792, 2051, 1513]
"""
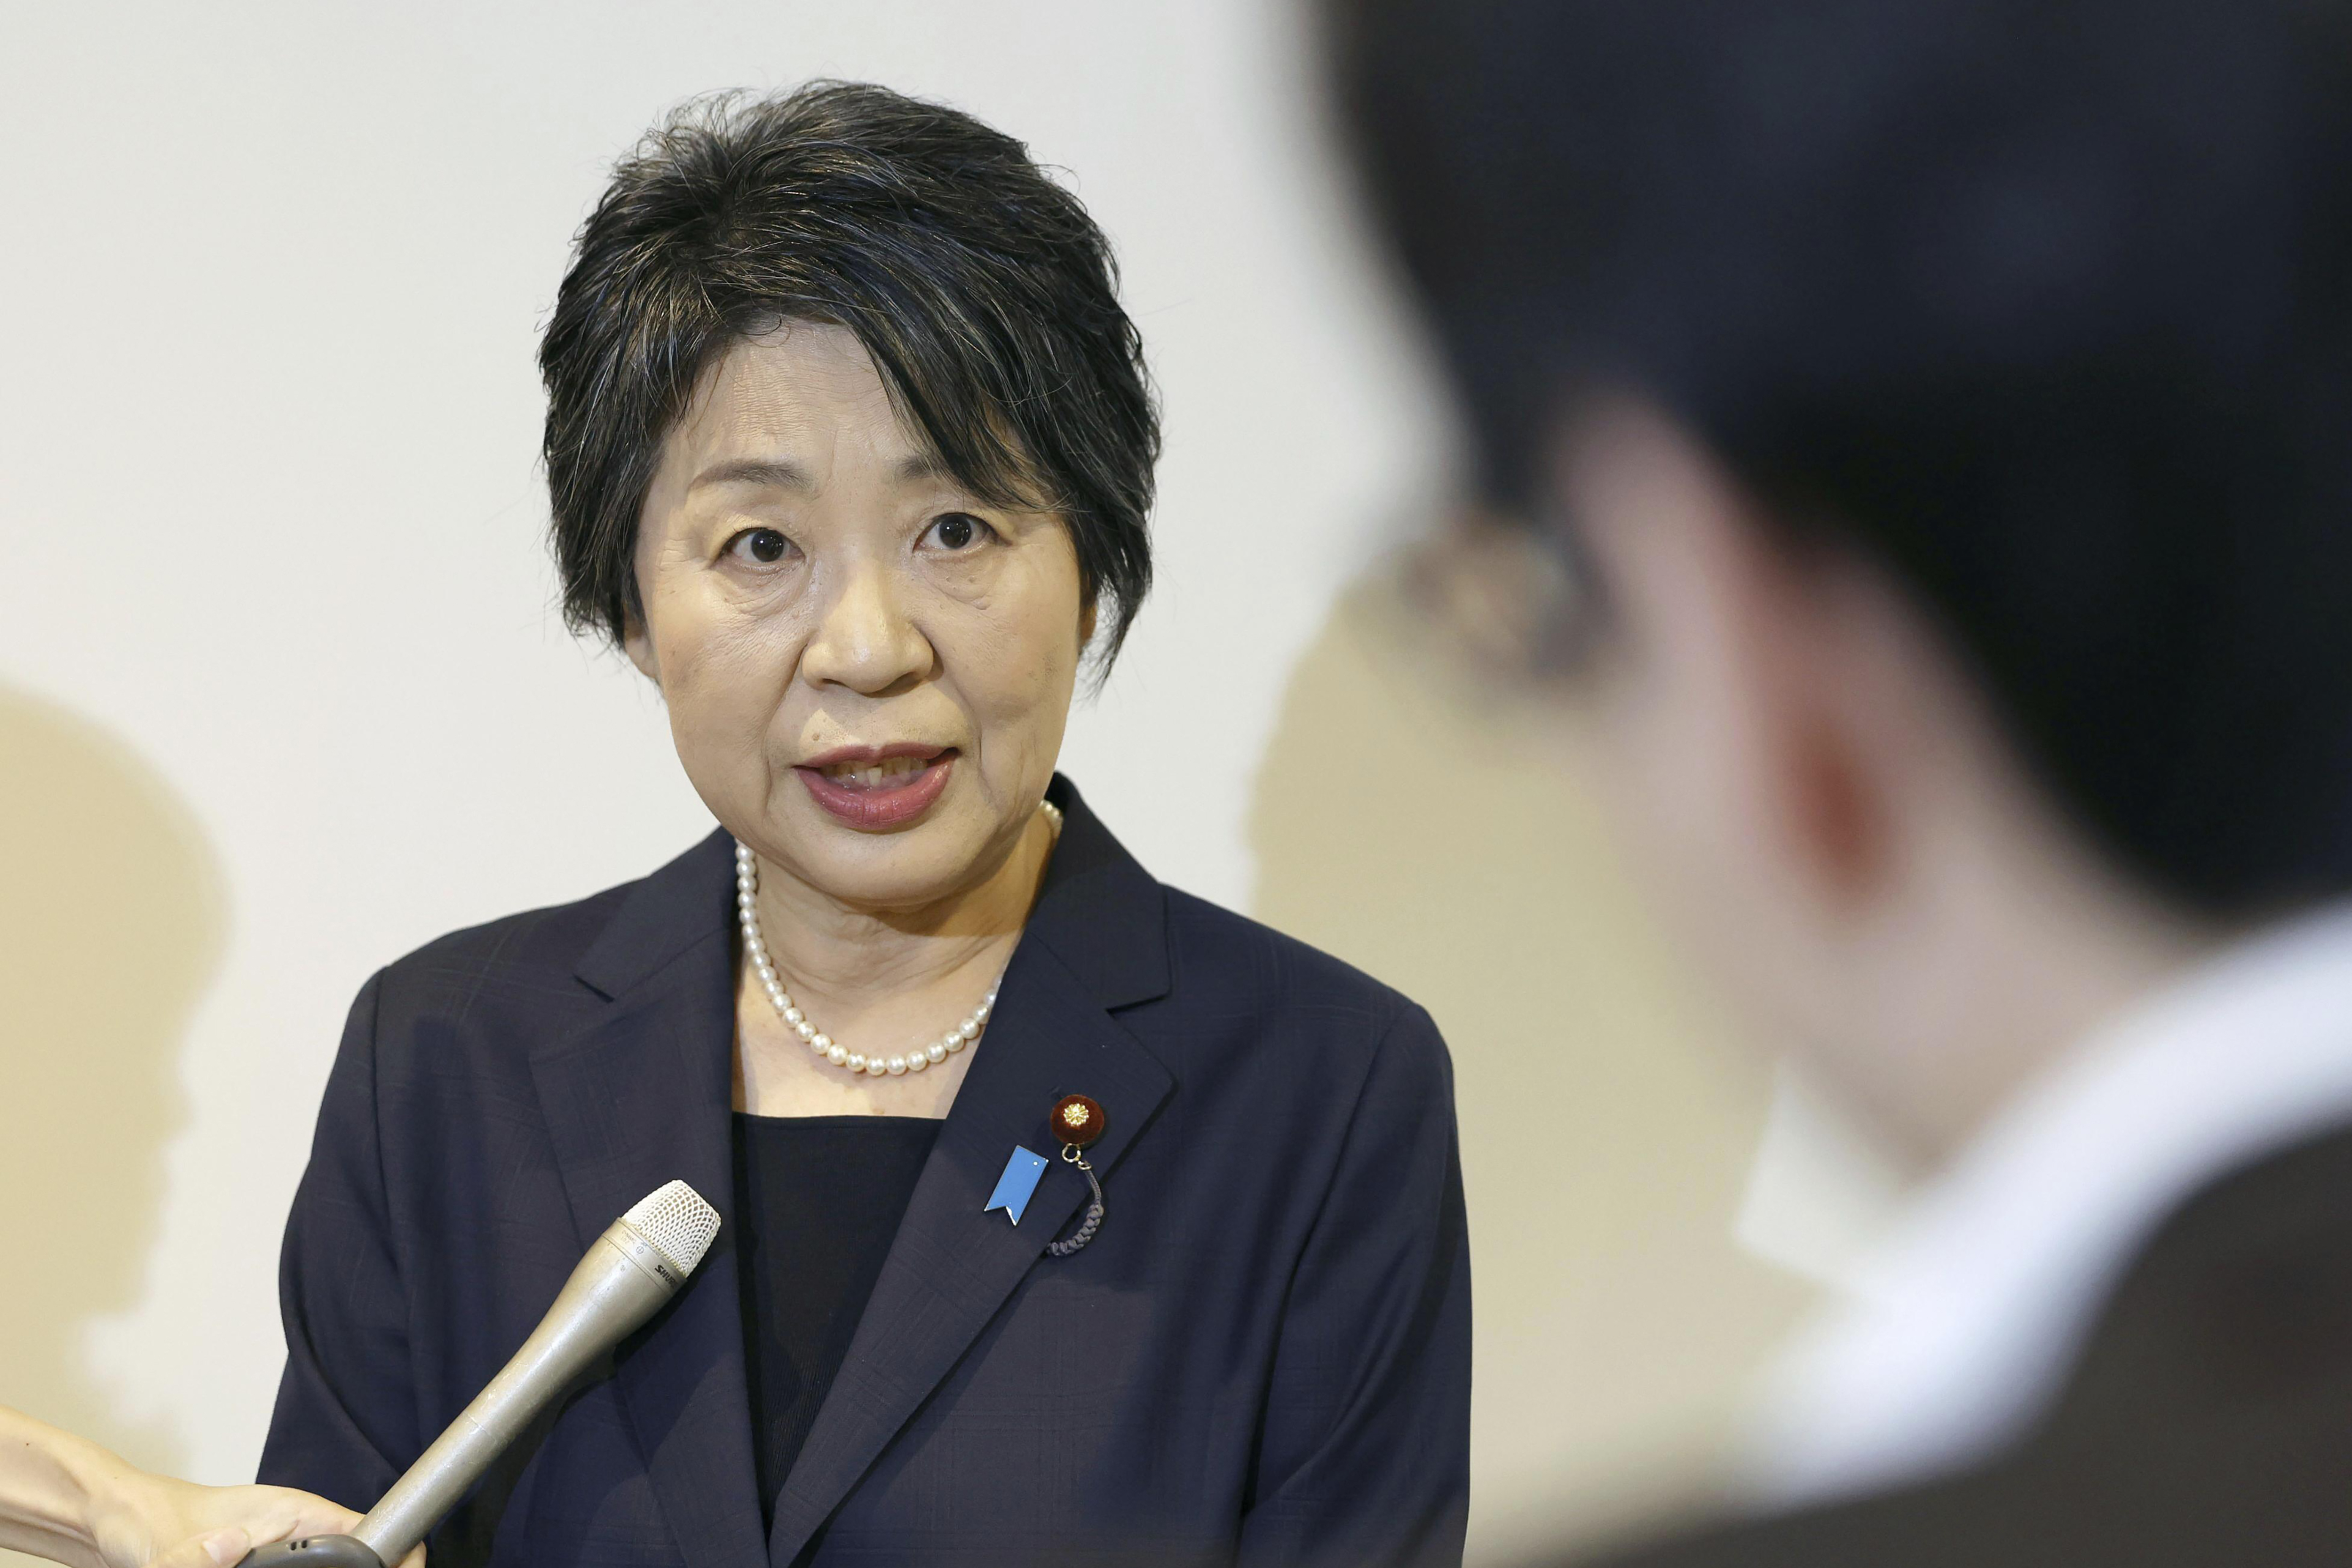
[1, 0, 1437, 1497]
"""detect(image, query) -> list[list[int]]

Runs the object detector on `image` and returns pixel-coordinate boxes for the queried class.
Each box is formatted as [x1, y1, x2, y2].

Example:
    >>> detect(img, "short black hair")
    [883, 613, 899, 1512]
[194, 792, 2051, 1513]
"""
[540, 82, 1158, 663]
[1331, 0, 2352, 919]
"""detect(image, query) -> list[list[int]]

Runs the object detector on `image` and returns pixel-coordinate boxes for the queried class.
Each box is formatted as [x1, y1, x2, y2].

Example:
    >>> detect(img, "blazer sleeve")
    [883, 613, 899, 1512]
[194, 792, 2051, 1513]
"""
[1236, 1002, 1473, 1568]
[256, 971, 421, 1508]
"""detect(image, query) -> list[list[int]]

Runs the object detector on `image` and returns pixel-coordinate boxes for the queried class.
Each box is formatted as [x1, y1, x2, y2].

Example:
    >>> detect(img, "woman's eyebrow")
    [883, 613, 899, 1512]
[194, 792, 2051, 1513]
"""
[893, 452, 954, 485]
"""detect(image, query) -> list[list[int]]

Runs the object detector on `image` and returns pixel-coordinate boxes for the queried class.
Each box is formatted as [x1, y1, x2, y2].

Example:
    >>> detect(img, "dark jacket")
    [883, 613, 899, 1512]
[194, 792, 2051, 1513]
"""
[258, 778, 1471, 1568]
[1581, 1121, 2352, 1568]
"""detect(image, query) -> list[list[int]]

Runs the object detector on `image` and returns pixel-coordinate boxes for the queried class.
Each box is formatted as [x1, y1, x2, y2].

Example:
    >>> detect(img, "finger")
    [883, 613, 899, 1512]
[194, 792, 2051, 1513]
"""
[148, 1526, 252, 1568]
[222, 1486, 363, 1548]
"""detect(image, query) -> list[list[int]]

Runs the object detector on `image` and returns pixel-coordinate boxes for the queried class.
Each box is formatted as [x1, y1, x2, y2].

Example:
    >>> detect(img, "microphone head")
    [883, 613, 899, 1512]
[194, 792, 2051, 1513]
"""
[622, 1179, 721, 1275]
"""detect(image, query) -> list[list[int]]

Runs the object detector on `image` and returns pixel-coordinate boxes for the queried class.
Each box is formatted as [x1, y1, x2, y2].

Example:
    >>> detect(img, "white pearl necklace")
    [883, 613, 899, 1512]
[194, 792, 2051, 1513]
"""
[733, 798, 1063, 1079]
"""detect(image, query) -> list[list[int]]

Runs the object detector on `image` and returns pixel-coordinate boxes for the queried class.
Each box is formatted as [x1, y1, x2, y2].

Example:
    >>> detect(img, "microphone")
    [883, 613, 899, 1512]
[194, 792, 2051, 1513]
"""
[242, 1180, 721, 1568]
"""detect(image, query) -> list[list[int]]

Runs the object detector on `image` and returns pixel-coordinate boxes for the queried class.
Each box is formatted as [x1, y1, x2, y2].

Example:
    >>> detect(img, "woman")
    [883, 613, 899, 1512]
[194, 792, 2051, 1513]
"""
[0, 1404, 409, 1568]
[258, 84, 1468, 1568]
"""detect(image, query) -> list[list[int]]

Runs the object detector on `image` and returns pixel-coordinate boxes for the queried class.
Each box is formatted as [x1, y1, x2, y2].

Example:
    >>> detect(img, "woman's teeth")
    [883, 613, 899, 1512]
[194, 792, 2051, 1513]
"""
[819, 756, 934, 789]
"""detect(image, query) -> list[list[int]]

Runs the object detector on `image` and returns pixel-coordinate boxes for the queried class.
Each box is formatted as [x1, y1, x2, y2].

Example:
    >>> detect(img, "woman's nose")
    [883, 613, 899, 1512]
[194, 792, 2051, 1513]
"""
[799, 559, 934, 695]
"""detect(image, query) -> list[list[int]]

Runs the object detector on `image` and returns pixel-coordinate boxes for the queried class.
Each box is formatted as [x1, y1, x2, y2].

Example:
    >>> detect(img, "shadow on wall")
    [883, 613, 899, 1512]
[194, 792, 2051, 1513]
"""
[1251, 583, 1816, 1565]
[0, 685, 224, 1544]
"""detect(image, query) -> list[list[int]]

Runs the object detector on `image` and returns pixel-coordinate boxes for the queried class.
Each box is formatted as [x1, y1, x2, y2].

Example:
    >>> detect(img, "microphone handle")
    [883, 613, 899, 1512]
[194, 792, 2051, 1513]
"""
[351, 1218, 681, 1563]
[237, 1536, 379, 1567]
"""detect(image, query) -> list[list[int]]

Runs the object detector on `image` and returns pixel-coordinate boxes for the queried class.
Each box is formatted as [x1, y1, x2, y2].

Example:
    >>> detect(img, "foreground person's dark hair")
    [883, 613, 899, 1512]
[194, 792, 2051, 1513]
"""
[1330, 0, 2352, 918]
[541, 82, 1159, 662]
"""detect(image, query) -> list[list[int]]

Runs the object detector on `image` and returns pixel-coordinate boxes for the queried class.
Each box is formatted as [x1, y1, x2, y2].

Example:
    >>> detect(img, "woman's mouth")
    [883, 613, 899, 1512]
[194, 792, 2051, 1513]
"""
[795, 747, 955, 829]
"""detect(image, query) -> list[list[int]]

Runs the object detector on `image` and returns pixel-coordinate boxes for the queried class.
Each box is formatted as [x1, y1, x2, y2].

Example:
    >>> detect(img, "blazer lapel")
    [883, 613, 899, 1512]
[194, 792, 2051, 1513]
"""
[766, 780, 1176, 1564]
[530, 829, 769, 1568]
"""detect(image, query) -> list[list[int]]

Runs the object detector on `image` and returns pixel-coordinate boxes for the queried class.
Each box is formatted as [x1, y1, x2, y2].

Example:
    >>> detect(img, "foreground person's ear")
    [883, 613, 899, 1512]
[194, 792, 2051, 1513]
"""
[1559, 396, 1907, 920]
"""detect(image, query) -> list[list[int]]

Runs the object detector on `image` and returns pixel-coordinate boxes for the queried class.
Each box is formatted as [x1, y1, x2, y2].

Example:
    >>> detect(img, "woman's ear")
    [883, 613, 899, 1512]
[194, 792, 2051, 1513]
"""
[1078, 594, 1098, 649]
[622, 617, 661, 685]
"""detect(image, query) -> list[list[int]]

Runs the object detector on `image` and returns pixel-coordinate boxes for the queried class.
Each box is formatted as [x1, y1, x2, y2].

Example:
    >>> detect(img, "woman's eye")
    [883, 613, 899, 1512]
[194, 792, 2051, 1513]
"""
[924, 512, 994, 551]
[727, 527, 795, 565]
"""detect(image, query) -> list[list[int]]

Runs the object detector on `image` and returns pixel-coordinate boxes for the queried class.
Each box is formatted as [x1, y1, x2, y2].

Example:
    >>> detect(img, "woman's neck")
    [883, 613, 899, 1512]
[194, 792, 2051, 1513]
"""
[747, 807, 1058, 1028]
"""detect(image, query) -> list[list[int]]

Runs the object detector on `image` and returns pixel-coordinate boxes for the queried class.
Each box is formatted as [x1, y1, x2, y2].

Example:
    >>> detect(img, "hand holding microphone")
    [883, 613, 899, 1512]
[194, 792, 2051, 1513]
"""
[241, 1180, 721, 1568]
[0, 1404, 416, 1568]
[99, 1481, 419, 1568]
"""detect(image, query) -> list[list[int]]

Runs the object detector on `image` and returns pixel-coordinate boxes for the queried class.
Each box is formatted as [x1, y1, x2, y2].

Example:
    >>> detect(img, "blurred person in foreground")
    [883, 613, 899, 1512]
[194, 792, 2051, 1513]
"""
[1330, 0, 2352, 1561]
[0, 1405, 414, 1568]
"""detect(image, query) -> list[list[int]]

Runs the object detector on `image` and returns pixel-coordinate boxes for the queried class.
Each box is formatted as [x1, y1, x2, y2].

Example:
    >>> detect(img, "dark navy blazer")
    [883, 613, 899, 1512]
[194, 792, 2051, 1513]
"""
[258, 778, 1470, 1568]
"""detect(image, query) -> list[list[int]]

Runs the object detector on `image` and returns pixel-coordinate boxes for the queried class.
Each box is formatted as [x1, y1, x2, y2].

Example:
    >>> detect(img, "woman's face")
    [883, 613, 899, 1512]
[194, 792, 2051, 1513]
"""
[628, 321, 1089, 915]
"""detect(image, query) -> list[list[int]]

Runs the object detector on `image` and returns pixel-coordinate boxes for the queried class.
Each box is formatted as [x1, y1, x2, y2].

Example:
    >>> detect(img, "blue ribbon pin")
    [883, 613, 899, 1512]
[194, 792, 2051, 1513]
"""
[985, 1146, 1051, 1225]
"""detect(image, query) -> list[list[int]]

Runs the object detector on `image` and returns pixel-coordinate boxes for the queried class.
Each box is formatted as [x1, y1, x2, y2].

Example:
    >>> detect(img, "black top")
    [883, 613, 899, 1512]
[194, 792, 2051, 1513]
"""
[731, 1113, 942, 1524]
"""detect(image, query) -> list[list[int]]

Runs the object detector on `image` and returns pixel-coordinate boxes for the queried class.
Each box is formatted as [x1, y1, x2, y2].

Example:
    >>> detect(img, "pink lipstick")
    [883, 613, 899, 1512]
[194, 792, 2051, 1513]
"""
[794, 744, 955, 829]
